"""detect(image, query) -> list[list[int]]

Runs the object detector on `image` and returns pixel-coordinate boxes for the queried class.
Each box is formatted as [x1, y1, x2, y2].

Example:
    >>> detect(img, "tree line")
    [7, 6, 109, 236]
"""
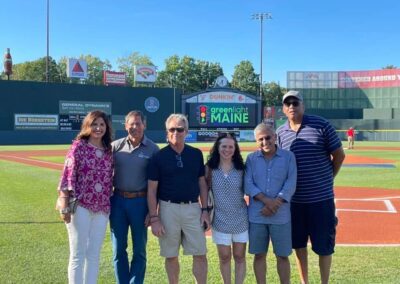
[1, 52, 286, 106]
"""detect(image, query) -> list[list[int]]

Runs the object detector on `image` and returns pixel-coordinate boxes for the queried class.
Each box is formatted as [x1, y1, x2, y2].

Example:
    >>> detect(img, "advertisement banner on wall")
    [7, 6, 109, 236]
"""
[111, 115, 125, 131]
[59, 101, 112, 115]
[14, 114, 59, 130]
[196, 130, 241, 142]
[67, 58, 88, 79]
[186, 91, 257, 104]
[59, 114, 87, 131]
[185, 130, 198, 142]
[338, 69, 400, 89]
[239, 130, 255, 142]
[196, 130, 220, 142]
[287, 71, 339, 89]
[187, 103, 257, 128]
[144, 97, 160, 113]
[103, 71, 126, 86]
[134, 65, 157, 83]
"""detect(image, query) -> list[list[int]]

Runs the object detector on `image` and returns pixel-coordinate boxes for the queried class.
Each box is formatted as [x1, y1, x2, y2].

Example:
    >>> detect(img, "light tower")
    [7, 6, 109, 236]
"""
[46, 0, 50, 82]
[252, 12, 272, 100]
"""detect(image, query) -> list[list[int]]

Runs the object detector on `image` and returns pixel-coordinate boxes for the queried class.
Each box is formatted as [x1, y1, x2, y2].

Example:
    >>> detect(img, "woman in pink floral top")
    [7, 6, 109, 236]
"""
[56, 110, 113, 284]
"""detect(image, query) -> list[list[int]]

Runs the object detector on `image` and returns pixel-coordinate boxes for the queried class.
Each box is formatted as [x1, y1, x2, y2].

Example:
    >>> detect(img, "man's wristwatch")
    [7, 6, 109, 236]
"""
[60, 207, 71, 214]
[201, 207, 208, 212]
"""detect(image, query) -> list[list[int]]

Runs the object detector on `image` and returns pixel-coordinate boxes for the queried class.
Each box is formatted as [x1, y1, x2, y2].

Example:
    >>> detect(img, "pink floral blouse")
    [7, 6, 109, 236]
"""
[58, 139, 114, 214]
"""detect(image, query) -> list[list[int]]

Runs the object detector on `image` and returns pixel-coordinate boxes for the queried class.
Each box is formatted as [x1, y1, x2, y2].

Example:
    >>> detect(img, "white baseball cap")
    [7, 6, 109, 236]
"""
[282, 90, 303, 103]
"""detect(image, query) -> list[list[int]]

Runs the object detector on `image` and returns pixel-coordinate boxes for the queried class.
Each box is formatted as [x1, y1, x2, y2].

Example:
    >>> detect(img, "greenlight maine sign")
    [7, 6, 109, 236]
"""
[189, 103, 255, 128]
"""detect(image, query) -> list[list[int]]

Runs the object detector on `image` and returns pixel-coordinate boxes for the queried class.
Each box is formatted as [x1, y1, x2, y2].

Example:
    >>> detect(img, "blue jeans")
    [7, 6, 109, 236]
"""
[110, 194, 148, 284]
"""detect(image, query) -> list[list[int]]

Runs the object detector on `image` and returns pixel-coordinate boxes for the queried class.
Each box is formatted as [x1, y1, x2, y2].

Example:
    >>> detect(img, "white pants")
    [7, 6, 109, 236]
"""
[66, 205, 109, 284]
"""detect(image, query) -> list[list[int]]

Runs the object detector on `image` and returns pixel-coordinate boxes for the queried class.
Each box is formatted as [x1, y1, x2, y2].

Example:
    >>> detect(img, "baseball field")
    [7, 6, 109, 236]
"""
[0, 141, 399, 283]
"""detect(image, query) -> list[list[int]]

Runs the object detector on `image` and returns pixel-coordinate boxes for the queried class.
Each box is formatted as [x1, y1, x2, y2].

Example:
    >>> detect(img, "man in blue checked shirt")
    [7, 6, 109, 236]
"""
[245, 123, 297, 284]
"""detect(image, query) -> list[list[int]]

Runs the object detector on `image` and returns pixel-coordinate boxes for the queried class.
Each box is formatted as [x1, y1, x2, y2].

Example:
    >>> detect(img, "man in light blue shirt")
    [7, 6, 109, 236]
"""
[245, 123, 297, 284]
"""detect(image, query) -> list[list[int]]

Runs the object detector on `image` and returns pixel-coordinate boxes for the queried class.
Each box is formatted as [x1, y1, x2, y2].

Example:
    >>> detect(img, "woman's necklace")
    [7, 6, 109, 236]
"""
[88, 140, 105, 158]
[219, 162, 233, 178]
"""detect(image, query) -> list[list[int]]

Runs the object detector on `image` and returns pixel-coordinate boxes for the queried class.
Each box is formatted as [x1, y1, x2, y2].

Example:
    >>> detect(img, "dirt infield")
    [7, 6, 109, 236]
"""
[0, 148, 399, 245]
[335, 187, 400, 245]
[343, 155, 396, 164]
[0, 150, 65, 170]
[350, 146, 400, 151]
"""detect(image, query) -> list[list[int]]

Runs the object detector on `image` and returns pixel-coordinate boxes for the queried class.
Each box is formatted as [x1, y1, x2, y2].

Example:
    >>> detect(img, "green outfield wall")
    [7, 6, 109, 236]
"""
[301, 88, 400, 140]
[285, 70, 400, 141]
[0, 80, 181, 144]
[301, 87, 400, 109]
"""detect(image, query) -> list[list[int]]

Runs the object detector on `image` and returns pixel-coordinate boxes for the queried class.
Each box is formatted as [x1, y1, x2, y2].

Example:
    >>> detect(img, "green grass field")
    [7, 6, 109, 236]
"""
[1, 141, 400, 283]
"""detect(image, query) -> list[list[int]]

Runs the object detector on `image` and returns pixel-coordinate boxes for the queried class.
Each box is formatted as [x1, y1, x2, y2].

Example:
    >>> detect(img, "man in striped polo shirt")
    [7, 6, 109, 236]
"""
[276, 90, 345, 284]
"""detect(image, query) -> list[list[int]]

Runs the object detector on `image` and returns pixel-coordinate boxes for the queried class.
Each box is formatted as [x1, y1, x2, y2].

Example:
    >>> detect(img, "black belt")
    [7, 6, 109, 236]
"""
[115, 189, 146, 199]
[161, 199, 198, 205]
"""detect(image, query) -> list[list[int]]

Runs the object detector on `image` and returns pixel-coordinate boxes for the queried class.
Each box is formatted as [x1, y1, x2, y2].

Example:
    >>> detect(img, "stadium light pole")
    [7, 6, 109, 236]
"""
[252, 12, 272, 100]
[46, 0, 50, 82]
[169, 74, 176, 113]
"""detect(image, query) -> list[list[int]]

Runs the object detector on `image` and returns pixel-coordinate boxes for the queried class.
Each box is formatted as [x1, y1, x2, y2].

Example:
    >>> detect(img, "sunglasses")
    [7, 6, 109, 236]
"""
[175, 154, 183, 168]
[257, 135, 273, 142]
[168, 127, 185, 133]
[284, 100, 300, 107]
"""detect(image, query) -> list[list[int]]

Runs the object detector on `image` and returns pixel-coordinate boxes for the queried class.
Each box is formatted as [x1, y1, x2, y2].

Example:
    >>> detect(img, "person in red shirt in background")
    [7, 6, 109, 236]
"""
[347, 127, 355, 149]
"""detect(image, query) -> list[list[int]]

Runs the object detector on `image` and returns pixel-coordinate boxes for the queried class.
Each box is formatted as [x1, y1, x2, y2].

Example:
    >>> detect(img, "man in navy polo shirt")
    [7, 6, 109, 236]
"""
[147, 113, 210, 284]
[276, 91, 345, 284]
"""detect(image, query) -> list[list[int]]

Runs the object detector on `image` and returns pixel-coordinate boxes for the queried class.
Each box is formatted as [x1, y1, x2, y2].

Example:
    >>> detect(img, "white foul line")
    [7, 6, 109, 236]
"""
[337, 196, 400, 201]
[0, 154, 62, 167]
[384, 200, 397, 213]
[335, 197, 398, 214]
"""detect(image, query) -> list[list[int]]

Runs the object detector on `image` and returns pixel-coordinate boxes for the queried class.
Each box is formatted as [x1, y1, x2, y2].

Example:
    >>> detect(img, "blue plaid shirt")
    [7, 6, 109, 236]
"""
[245, 148, 297, 224]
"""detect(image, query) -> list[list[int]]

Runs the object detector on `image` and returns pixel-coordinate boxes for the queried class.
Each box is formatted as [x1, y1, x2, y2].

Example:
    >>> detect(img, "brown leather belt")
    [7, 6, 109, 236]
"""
[115, 189, 147, 199]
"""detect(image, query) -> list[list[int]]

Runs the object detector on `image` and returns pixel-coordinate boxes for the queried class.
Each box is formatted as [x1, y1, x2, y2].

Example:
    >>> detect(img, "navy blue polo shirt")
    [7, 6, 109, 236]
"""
[276, 114, 342, 203]
[148, 144, 205, 203]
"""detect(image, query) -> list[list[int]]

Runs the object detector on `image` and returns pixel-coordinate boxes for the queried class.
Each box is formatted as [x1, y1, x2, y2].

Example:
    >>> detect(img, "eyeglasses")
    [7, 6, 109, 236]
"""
[168, 127, 185, 133]
[284, 100, 300, 107]
[257, 136, 273, 142]
[175, 155, 183, 168]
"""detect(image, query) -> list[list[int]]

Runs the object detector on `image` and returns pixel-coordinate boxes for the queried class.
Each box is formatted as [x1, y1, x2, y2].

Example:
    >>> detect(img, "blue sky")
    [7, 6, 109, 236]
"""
[1, 0, 399, 86]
